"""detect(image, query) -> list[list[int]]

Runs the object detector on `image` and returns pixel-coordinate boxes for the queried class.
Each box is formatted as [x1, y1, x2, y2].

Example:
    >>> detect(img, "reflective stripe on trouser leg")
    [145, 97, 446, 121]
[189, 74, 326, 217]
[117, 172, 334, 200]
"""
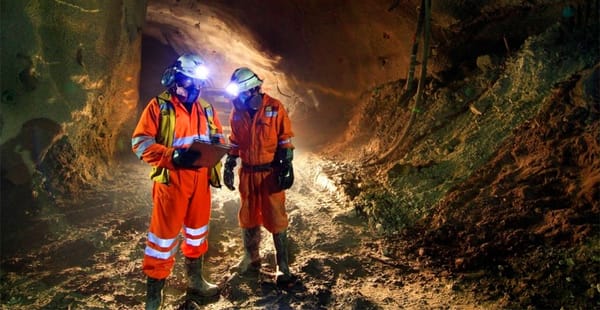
[143, 231, 179, 280]
[143, 169, 211, 279]
[238, 169, 288, 234]
[182, 169, 211, 258]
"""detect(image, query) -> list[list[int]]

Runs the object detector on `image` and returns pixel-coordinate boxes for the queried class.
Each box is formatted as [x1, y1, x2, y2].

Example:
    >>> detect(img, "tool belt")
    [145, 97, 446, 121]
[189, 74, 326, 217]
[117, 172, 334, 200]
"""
[242, 163, 272, 172]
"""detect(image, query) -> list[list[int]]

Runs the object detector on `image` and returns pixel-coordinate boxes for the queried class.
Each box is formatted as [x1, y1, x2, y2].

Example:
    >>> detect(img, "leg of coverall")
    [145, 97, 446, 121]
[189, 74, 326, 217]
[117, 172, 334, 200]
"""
[181, 168, 218, 297]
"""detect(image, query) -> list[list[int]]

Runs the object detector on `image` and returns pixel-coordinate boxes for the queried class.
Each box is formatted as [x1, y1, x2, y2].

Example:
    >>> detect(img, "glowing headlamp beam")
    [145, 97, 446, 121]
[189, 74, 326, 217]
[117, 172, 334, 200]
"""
[225, 83, 239, 96]
[194, 65, 209, 80]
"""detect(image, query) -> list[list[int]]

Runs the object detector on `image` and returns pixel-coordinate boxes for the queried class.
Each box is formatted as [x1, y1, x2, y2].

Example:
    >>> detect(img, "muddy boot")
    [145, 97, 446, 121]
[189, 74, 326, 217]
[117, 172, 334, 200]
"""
[184, 256, 219, 297]
[273, 230, 296, 287]
[234, 226, 261, 273]
[146, 277, 165, 310]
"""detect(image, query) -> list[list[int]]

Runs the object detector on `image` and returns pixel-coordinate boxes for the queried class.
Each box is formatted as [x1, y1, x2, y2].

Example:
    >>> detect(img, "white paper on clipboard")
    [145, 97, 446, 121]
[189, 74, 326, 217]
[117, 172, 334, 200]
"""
[189, 141, 231, 167]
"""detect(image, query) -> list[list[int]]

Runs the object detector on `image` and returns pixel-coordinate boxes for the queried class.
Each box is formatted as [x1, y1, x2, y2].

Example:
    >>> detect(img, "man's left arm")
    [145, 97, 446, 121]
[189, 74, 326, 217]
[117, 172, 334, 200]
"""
[211, 104, 226, 144]
[276, 101, 294, 150]
[275, 101, 295, 189]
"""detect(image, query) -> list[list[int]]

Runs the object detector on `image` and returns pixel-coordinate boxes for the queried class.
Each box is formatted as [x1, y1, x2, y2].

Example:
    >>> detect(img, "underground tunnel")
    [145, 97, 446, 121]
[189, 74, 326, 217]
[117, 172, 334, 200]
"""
[1, 0, 599, 309]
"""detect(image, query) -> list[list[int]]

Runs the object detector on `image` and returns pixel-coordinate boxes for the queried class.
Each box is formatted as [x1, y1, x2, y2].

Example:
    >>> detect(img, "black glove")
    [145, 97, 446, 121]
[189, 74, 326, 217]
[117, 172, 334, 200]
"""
[278, 161, 294, 190]
[273, 148, 294, 190]
[275, 148, 294, 162]
[224, 155, 238, 191]
[172, 148, 201, 168]
[211, 136, 221, 144]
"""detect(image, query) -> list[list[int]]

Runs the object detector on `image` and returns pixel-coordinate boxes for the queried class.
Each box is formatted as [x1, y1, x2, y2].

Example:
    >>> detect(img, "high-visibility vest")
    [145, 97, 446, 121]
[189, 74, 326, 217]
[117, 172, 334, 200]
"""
[149, 91, 223, 187]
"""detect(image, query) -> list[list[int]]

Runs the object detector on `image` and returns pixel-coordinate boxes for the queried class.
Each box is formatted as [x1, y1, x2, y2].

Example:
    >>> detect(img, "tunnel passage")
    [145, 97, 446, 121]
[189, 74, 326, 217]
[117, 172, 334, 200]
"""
[138, 0, 572, 154]
[1, 0, 598, 309]
[139, 0, 422, 151]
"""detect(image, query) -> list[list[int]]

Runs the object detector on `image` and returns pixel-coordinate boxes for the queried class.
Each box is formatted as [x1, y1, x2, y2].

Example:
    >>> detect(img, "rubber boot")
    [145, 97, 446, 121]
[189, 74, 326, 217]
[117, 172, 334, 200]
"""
[234, 226, 261, 273]
[273, 230, 295, 287]
[184, 256, 219, 297]
[146, 277, 165, 310]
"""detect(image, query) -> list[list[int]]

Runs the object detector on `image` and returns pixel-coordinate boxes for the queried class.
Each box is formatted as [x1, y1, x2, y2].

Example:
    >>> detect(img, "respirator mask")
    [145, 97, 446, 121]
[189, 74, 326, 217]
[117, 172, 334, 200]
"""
[239, 89, 262, 110]
[173, 73, 201, 104]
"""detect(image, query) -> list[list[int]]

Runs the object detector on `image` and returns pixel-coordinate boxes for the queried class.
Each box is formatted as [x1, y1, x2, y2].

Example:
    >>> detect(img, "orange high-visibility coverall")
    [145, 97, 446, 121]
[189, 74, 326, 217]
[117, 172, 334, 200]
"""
[228, 93, 294, 234]
[132, 94, 224, 280]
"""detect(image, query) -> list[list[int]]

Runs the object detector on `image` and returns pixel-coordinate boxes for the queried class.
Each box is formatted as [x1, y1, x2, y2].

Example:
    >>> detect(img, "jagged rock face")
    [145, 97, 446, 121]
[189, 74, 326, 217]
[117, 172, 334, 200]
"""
[1, 1, 146, 208]
[141, 0, 421, 148]
[142, 0, 571, 148]
[0, 0, 582, 208]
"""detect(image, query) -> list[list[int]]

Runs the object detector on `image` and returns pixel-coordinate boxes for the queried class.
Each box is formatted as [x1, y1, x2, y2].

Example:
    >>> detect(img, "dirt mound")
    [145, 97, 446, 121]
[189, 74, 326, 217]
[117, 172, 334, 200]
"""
[325, 21, 600, 308]
[397, 67, 600, 308]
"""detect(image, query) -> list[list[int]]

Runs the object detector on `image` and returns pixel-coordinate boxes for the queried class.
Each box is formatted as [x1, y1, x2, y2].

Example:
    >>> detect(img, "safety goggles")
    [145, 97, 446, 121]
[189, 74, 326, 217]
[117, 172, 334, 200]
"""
[174, 73, 195, 88]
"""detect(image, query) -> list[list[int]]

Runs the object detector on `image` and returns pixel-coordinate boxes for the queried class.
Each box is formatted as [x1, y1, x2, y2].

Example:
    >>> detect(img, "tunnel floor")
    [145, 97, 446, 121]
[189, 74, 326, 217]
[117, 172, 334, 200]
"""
[0, 152, 491, 309]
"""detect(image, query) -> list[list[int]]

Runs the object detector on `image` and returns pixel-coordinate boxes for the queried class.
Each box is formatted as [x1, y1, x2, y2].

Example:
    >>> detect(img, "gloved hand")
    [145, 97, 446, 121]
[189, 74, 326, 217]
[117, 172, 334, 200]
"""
[211, 136, 221, 144]
[273, 148, 294, 190]
[172, 148, 201, 168]
[278, 161, 294, 190]
[224, 155, 238, 191]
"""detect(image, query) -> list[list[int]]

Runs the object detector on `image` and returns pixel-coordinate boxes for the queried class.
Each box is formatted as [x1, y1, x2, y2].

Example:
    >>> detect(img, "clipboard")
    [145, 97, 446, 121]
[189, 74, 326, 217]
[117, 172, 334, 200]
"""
[189, 141, 231, 167]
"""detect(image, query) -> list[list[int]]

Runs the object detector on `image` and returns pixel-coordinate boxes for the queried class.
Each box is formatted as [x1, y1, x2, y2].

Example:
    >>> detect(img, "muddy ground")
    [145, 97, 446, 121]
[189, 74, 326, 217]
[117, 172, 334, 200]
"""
[1, 152, 498, 309]
[1, 13, 599, 310]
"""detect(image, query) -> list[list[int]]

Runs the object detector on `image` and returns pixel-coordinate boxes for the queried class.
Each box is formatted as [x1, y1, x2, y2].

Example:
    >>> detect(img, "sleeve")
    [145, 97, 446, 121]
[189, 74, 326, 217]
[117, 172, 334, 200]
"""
[227, 109, 240, 157]
[212, 104, 226, 144]
[276, 101, 294, 150]
[131, 98, 176, 169]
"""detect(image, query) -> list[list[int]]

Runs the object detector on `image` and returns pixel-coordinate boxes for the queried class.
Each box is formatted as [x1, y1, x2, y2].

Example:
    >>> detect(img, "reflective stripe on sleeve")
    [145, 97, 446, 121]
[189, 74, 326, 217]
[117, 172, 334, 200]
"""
[278, 139, 291, 145]
[173, 135, 211, 147]
[132, 136, 156, 158]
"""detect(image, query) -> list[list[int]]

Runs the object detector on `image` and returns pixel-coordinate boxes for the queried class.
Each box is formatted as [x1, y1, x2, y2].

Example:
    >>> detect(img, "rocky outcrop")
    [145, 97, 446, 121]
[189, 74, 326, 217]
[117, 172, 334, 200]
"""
[1, 1, 146, 212]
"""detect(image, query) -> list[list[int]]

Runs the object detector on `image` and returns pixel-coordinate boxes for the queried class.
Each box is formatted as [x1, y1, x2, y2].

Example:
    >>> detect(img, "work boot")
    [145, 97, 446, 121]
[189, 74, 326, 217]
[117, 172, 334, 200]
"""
[273, 230, 295, 287]
[146, 277, 165, 310]
[234, 226, 261, 273]
[184, 256, 219, 297]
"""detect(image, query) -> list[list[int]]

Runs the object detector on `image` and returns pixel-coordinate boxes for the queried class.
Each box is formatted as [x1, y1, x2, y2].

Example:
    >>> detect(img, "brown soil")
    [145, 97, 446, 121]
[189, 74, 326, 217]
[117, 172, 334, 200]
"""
[389, 71, 600, 309]
[326, 29, 600, 308]
[0, 154, 493, 309]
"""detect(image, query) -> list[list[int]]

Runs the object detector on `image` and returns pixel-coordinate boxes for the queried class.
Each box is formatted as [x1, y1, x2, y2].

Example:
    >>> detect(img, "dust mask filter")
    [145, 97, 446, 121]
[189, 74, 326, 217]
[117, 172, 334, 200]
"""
[176, 85, 199, 104]
[184, 86, 200, 104]
[246, 94, 262, 110]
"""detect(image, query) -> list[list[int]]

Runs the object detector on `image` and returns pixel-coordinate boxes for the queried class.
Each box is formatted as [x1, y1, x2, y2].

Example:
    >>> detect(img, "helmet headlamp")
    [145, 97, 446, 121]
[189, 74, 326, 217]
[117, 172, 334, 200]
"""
[225, 83, 239, 96]
[193, 65, 209, 80]
[161, 53, 210, 88]
[227, 67, 263, 96]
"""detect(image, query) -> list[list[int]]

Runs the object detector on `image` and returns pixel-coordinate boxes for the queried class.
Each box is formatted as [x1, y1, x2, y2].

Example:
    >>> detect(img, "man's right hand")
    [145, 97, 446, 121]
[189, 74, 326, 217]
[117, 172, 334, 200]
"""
[172, 148, 201, 168]
[224, 155, 238, 191]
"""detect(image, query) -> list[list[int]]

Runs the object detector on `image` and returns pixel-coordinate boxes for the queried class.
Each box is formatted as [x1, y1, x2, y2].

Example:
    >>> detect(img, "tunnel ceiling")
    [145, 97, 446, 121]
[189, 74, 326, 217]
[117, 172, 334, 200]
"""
[143, 0, 566, 148]
[144, 0, 420, 148]
[1, 0, 583, 201]
[1, 1, 598, 307]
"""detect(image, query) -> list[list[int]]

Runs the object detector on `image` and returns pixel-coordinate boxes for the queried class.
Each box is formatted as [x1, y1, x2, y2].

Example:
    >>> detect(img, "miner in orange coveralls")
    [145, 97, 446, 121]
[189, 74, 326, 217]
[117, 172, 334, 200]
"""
[131, 53, 224, 309]
[223, 67, 297, 287]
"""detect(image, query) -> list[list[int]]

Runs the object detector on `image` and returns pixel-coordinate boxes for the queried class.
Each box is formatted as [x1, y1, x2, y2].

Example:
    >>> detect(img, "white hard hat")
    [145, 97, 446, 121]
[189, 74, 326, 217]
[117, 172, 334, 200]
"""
[225, 67, 263, 96]
[161, 53, 209, 87]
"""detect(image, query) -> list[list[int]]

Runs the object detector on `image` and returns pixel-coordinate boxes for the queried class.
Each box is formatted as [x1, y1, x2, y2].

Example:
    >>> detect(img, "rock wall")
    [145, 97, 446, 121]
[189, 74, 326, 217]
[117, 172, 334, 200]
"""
[1, 0, 591, 211]
[1, 0, 147, 205]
